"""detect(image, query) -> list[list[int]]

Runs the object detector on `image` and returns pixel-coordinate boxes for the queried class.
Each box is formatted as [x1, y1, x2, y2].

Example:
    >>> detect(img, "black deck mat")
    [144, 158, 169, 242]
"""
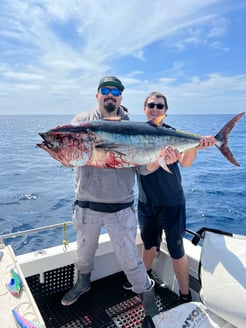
[26, 266, 180, 328]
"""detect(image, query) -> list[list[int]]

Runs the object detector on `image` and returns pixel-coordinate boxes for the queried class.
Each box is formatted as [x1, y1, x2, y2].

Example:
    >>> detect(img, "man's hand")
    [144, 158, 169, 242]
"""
[158, 147, 182, 173]
[146, 146, 181, 173]
[198, 136, 216, 150]
[163, 146, 182, 165]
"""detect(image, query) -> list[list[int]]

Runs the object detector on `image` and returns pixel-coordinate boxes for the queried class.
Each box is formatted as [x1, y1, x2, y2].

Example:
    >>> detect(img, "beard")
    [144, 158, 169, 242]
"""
[104, 102, 116, 113]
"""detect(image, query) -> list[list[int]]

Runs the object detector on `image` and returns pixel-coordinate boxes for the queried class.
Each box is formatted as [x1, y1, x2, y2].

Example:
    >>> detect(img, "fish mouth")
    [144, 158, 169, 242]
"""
[39, 132, 46, 140]
[38, 133, 54, 149]
[37, 141, 53, 150]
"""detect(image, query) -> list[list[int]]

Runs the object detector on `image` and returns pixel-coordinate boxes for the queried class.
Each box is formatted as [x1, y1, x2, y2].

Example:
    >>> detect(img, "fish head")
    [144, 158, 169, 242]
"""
[37, 129, 92, 167]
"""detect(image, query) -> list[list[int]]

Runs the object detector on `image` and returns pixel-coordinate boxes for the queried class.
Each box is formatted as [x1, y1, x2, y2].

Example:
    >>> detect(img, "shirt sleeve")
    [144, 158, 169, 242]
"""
[136, 165, 153, 176]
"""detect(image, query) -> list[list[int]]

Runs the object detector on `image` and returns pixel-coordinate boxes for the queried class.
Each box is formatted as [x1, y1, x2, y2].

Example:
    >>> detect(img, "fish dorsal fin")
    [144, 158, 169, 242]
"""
[103, 116, 122, 121]
[147, 115, 166, 127]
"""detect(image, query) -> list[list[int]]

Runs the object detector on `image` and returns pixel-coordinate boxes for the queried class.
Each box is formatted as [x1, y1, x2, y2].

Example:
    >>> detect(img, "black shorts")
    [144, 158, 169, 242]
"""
[138, 201, 186, 259]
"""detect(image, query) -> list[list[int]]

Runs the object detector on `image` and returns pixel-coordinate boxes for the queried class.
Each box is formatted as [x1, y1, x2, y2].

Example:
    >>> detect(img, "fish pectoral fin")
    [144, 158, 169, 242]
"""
[161, 164, 173, 174]
[95, 142, 126, 156]
[158, 157, 173, 174]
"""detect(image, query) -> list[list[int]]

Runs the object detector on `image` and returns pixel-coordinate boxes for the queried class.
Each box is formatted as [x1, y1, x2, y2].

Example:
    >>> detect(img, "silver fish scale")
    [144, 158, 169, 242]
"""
[93, 131, 200, 166]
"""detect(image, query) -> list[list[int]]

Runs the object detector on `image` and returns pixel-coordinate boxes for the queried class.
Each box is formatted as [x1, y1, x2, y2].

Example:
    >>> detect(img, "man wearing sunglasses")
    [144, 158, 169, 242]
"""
[71, 76, 129, 121]
[61, 77, 166, 323]
[123, 91, 215, 309]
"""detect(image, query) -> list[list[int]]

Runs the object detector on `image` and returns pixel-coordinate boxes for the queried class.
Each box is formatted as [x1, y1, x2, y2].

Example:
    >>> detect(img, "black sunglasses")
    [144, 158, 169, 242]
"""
[146, 102, 165, 110]
[100, 87, 121, 97]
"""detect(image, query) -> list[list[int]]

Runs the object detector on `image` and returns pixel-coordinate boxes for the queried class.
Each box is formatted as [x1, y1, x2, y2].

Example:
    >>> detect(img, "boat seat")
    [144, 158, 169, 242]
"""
[152, 229, 246, 328]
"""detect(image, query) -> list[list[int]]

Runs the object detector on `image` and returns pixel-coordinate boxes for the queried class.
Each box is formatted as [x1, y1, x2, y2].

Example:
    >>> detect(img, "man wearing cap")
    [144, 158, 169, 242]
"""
[61, 76, 165, 321]
[72, 76, 129, 121]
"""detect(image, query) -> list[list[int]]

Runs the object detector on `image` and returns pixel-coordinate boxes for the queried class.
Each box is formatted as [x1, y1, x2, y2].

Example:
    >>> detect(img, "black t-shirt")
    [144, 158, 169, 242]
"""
[138, 123, 185, 207]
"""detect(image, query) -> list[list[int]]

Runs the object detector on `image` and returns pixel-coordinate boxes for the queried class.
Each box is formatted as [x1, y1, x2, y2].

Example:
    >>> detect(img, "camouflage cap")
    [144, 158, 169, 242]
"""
[97, 76, 125, 92]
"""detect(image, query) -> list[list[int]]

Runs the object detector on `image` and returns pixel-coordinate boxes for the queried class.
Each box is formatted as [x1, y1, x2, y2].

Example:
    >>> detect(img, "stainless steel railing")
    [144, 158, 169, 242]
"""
[0, 221, 73, 246]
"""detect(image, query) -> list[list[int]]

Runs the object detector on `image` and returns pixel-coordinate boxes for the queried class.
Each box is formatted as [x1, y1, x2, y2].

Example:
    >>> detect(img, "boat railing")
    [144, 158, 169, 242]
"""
[0, 223, 203, 249]
[0, 221, 73, 247]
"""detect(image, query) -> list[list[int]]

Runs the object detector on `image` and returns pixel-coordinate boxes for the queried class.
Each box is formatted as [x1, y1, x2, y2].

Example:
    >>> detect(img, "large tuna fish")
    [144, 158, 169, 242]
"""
[37, 112, 245, 169]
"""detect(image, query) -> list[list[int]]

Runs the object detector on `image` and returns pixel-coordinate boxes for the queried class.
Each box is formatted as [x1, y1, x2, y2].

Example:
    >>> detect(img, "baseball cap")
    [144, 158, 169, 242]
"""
[97, 76, 125, 92]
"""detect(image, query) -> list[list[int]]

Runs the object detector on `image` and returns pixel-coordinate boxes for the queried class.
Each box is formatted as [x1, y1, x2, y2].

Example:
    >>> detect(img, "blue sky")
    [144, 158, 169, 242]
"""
[1, 0, 246, 115]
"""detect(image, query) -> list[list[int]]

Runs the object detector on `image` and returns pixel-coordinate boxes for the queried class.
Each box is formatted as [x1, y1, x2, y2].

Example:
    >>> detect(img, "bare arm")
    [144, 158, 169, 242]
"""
[180, 136, 216, 167]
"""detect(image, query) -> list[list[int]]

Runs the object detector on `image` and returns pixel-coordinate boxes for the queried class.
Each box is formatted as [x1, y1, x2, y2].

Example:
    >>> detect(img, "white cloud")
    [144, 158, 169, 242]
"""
[4, 72, 45, 81]
[207, 17, 228, 38]
[0, 0, 245, 114]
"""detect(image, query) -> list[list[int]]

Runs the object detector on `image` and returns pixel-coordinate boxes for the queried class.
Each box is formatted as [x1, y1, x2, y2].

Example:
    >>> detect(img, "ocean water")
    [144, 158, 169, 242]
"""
[0, 114, 245, 255]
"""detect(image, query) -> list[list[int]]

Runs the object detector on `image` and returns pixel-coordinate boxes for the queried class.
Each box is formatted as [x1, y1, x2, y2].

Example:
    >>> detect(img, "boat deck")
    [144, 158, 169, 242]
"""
[26, 265, 181, 328]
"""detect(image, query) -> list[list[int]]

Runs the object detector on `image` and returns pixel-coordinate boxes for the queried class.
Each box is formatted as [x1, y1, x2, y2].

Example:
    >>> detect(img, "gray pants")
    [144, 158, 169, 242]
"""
[73, 205, 151, 294]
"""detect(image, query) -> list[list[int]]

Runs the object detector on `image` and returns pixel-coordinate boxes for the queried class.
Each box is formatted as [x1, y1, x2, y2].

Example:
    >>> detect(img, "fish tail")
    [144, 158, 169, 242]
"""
[214, 112, 245, 166]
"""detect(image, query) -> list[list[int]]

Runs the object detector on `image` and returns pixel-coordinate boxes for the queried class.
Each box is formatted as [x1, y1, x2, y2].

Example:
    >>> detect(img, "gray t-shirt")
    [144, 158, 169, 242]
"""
[72, 107, 150, 204]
